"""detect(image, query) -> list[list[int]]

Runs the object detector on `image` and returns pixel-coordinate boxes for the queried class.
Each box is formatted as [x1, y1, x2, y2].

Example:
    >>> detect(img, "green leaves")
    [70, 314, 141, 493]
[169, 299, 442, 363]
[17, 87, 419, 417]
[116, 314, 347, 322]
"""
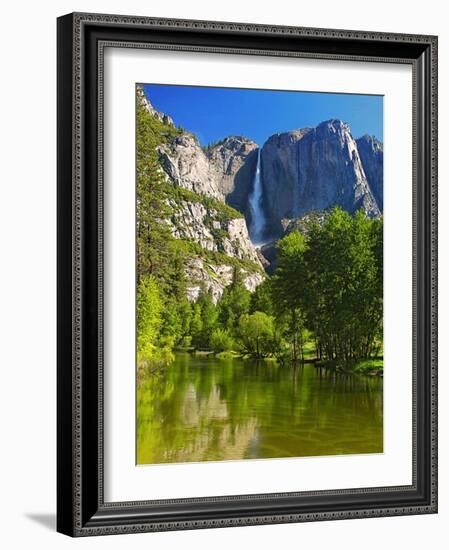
[238, 312, 277, 358]
[137, 276, 162, 356]
[137, 276, 175, 372]
[210, 328, 234, 353]
[218, 269, 251, 331]
[272, 207, 383, 364]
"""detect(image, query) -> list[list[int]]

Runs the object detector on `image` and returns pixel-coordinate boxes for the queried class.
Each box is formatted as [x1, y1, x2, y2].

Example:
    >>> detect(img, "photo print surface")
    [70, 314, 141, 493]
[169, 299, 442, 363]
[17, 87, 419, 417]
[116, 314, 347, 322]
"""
[136, 83, 384, 465]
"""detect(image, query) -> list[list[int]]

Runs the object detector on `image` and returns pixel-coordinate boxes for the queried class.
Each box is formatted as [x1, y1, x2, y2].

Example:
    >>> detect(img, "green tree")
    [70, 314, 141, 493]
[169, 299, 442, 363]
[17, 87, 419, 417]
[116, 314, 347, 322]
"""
[271, 208, 383, 365]
[250, 278, 274, 316]
[210, 328, 234, 353]
[176, 297, 193, 346]
[218, 268, 251, 332]
[190, 302, 204, 348]
[158, 245, 191, 346]
[136, 103, 178, 283]
[136, 276, 173, 371]
[192, 291, 219, 348]
[302, 208, 383, 362]
[238, 312, 276, 358]
[271, 231, 308, 362]
[135, 98, 187, 371]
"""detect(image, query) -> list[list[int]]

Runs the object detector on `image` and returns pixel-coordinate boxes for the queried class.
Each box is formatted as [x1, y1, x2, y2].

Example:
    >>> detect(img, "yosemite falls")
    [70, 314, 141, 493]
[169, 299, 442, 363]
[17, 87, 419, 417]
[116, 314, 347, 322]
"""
[248, 149, 266, 245]
[139, 88, 383, 258]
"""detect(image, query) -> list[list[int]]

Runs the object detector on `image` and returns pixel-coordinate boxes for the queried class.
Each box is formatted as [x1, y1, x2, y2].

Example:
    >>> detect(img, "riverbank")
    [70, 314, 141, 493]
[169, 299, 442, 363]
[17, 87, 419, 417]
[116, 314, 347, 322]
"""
[175, 345, 383, 377]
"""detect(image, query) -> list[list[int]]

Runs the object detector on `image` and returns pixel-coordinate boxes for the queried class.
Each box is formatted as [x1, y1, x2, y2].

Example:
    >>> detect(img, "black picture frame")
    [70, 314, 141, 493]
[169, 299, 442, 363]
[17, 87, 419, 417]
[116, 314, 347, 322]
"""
[57, 12, 438, 536]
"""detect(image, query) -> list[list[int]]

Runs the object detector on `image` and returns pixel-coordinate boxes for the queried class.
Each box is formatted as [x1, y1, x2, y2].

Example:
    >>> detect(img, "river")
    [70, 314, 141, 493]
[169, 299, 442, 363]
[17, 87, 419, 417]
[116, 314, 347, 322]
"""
[137, 352, 383, 465]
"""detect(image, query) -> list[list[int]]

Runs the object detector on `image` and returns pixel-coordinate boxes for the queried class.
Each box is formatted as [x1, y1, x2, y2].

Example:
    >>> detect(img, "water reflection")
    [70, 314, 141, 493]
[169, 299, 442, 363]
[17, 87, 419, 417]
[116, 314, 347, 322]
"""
[137, 352, 383, 464]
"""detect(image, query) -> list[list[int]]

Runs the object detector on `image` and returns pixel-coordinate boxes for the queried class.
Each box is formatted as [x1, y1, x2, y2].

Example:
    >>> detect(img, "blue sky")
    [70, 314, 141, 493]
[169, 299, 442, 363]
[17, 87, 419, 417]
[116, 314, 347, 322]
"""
[142, 83, 383, 147]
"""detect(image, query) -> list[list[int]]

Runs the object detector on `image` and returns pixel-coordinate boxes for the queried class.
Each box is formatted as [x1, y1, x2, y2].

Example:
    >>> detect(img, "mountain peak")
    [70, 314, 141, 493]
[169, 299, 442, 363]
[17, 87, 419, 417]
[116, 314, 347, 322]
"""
[264, 127, 312, 148]
[223, 135, 256, 144]
[318, 118, 346, 127]
[261, 118, 381, 238]
[316, 119, 351, 136]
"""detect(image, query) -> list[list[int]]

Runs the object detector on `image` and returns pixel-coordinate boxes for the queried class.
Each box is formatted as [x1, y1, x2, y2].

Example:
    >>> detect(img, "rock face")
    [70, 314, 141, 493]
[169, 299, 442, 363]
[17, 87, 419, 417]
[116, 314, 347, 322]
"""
[138, 84, 218, 199]
[138, 85, 266, 302]
[356, 135, 384, 211]
[185, 257, 264, 304]
[281, 210, 331, 236]
[166, 199, 262, 266]
[261, 120, 381, 239]
[207, 136, 259, 215]
[158, 133, 259, 207]
[223, 218, 261, 263]
[159, 135, 224, 200]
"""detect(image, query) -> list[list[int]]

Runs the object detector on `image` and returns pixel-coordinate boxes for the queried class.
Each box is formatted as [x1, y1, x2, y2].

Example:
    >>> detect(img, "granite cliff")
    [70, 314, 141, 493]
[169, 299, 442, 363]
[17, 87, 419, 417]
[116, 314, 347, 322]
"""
[206, 136, 259, 217]
[138, 85, 383, 282]
[138, 85, 264, 302]
[356, 134, 384, 211]
[158, 134, 224, 200]
[260, 120, 381, 240]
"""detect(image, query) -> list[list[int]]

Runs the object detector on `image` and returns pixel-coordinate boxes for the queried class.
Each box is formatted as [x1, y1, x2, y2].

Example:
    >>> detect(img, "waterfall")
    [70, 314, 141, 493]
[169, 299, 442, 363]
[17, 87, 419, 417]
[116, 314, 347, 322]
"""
[248, 149, 266, 245]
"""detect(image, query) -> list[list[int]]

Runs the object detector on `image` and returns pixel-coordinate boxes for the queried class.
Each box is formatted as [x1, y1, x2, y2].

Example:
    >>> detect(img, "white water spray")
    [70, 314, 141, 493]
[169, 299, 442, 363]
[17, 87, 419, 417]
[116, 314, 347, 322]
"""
[248, 149, 266, 245]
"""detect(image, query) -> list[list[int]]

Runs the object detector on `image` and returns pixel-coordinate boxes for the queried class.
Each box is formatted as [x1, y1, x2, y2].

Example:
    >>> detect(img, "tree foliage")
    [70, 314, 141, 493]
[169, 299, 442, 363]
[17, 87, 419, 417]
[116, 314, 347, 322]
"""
[272, 208, 383, 363]
[237, 312, 277, 358]
[271, 231, 308, 362]
[136, 101, 182, 283]
[218, 268, 251, 332]
[137, 276, 174, 371]
[210, 328, 234, 353]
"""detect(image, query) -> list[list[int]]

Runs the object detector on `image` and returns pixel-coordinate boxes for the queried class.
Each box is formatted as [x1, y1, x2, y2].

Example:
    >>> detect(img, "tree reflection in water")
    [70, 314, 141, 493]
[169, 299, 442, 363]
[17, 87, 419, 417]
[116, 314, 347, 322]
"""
[137, 352, 383, 465]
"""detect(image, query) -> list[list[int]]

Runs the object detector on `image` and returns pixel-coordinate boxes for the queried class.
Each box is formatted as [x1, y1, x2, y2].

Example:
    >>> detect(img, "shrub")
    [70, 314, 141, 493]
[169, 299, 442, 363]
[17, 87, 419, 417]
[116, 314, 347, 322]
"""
[210, 328, 234, 353]
[237, 311, 276, 358]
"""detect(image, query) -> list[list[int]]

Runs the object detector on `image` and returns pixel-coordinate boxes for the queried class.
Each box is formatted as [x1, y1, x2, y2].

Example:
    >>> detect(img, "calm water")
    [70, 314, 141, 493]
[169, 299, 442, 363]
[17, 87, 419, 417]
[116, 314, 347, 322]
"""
[137, 352, 383, 465]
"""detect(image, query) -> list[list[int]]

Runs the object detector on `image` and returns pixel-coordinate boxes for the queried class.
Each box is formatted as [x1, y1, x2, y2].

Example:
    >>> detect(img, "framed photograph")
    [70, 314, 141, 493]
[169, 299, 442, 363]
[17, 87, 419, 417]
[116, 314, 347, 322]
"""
[57, 12, 438, 536]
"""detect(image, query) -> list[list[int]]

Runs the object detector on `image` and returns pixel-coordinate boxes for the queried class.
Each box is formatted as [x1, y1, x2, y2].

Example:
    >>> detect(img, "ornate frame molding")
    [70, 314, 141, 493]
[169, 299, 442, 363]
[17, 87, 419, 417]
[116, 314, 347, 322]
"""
[57, 12, 438, 536]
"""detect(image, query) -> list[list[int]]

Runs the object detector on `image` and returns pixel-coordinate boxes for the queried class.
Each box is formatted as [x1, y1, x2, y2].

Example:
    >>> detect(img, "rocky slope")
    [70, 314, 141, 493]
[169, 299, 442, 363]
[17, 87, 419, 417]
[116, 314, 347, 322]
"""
[158, 134, 224, 200]
[260, 120, 381, 239]
[165, 197, 261, 265]
[137, 85, 264, 302]
[162, 193, 264, 302]
[356, 135, 384, 211]
[206, 136, 259, 216]
[184, 257, 263, 304]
